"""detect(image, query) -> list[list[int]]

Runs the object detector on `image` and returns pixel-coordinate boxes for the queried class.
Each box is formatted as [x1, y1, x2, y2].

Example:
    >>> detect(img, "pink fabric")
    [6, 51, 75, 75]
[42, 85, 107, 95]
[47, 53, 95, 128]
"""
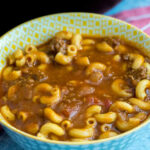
[112, 6, 150, 35]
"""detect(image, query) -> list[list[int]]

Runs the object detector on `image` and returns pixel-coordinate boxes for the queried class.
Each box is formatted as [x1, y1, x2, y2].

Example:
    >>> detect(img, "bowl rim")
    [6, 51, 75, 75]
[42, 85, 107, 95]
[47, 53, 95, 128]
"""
[0, 12, 150, 145]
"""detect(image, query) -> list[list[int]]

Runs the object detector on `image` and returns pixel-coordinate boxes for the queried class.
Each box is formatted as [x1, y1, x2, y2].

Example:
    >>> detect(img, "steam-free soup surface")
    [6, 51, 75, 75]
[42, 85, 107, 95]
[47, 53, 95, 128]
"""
[0, 31, 150, 141]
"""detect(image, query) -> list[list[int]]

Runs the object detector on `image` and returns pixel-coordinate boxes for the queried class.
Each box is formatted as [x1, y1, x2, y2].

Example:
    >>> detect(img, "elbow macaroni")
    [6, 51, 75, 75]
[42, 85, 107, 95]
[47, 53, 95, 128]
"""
[3, 67, 21, 81]
[26, 123, 39, 134]
[40, 87, 60, 105]
[8, 55, 15, 65]
[128, 53, 144, 69]
[7, 85, 18, 100]
[37, 64, 48, 71]
[144, 62, 150, 75]
[61, 120, 72, 129]
[70, 138, 89, 142]
[86, 117, 97, 127]
[71, 34, 82, 50]
[32, 51, 50, 64]
[135, 79, 150, 100]
[111, 79, 132, 97]
[68, 126, 94, 138]
[18, 111, 29, 122]
[75, 56, 90, 66]
[37, 122, 65, 138]
[85, 105, 101, 118]
[116, 117, 140, 131]
[99, 131, 118, 139]
[25, 53, 36, 66]
[113, 54, 121, 62]
[94, 112, 117, 123]
[86, 62, 106, 76]
[25, 44, 37, 54]
[16, 56, 26, 67]
[110, 101, 134, 113]
[55, 52, 72, 65]
[34, 83, 61, 105]
[44, 107, 63, 124]
[135, 112, 147, 121]
[67, 45, 77, 56]
[82, 45, 93, 51]
[50, 134, 59, 141]
[115, 44, 128, 53]
[96, 42, 113, 52]
[14, 49, 23, 59]
[100, 124, 111, 132]
[81, 39, 95, 45]
[129, 98, 150, 110]
[1, 105, 15, 121]
[55, 31, 72, 40]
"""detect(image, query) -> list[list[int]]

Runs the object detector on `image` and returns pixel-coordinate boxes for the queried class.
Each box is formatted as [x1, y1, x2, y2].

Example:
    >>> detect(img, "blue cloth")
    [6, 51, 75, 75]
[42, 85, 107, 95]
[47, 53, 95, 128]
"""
[1, 0, 150, 149]
[104, 0, 150, 15]
[0, 130, 22, 150]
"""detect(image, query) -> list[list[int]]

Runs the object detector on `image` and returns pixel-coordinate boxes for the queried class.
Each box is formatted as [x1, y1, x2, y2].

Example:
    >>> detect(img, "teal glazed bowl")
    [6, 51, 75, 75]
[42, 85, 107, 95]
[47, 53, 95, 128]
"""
[0, 13, 150, 150]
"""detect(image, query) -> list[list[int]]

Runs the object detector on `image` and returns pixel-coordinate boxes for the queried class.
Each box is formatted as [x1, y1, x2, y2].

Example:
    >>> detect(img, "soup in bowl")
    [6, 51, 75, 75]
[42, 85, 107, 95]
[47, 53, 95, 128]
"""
[0, 13, 150, 150]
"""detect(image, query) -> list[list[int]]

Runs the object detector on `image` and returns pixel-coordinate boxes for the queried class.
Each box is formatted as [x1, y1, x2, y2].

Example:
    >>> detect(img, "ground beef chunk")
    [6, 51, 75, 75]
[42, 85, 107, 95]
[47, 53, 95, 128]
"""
[57, 100, 82, 119]
[103, 37, 121, 48]
[49, 55, 55, 63]
[48, 37, 69, 54]
[124, 66, 147, 85]
[145, 57, 150, 63]
[122, 54, 130, 61]
[21, 68, 48, 84]
[122, 54, 148, 84]
[110, 38, 121, 47]
[85, 96, 104, 106]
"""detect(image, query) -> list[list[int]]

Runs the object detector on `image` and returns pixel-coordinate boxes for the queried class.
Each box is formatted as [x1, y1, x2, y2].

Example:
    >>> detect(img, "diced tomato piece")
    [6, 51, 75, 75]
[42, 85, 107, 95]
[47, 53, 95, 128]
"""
[62, 109, 71, 117]
[104, 99, 112, 111]
[61, 106, 79, 118]
[86, 96, 104, 106]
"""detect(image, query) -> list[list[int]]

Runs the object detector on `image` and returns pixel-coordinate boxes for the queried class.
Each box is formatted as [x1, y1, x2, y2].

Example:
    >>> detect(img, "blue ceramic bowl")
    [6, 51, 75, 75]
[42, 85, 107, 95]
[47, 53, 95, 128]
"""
[0, 13, 150, 150]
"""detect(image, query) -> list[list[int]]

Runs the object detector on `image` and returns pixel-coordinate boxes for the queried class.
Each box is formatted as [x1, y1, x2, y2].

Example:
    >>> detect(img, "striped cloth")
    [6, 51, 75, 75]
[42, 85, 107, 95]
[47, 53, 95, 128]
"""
[112, 6, 150, 35]
[1, 2, 150, 150]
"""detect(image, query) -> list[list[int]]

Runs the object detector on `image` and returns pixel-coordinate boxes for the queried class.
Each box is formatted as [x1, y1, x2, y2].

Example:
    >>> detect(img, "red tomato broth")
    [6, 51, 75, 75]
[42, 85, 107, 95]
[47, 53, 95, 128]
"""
[0, 32, 150, 141]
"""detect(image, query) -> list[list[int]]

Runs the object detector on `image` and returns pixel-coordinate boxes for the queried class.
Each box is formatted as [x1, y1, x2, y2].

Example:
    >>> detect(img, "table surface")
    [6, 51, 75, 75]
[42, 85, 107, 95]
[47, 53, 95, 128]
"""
[1, 0, 150, 149]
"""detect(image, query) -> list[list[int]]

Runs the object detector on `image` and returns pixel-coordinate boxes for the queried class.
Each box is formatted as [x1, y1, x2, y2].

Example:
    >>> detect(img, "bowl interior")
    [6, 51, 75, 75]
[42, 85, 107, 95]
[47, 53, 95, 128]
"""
[0, 12, 150, 144]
